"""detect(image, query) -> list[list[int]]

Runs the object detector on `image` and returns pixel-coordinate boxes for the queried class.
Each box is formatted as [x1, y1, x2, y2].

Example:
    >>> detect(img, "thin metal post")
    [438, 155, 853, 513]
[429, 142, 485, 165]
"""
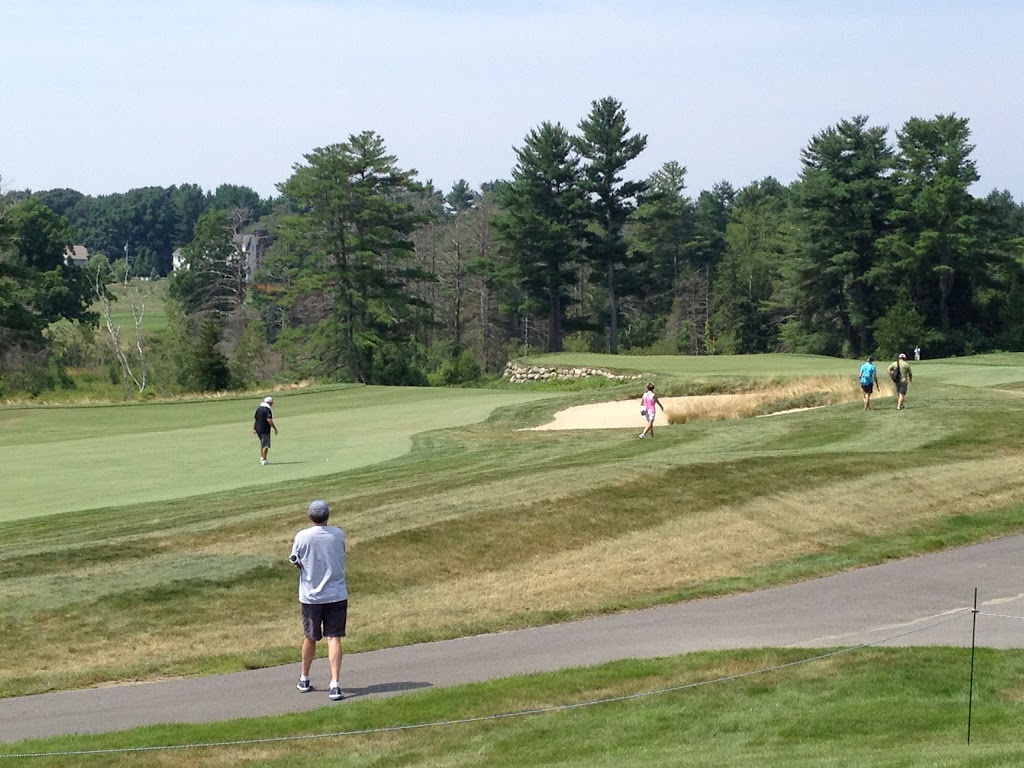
[967, 587, 978, 745]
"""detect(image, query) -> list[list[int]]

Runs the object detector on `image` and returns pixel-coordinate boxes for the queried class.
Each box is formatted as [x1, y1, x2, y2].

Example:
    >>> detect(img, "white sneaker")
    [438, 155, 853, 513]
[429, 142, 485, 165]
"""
[261, 458, 268, 465]
[638, 433, 645, 439]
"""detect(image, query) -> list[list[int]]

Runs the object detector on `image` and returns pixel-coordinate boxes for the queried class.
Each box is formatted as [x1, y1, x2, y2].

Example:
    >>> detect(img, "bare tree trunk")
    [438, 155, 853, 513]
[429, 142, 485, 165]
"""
[548, 293, 563, 352]
[607, 261, 618, 354]
[93, 262, 149, 396]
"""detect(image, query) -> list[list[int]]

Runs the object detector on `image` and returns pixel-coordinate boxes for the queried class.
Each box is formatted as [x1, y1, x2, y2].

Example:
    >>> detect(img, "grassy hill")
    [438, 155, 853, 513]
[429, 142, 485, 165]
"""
[2, 352, 1024, 710]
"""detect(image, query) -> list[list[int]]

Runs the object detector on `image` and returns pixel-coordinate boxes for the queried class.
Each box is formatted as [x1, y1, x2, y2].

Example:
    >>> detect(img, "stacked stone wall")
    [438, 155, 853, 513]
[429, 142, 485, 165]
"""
[504, 362, 641, 383]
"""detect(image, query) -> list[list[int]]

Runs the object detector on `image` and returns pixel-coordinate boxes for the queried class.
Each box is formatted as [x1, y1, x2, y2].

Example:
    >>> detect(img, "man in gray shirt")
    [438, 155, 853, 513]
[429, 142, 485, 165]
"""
[289, 499, 348, 701]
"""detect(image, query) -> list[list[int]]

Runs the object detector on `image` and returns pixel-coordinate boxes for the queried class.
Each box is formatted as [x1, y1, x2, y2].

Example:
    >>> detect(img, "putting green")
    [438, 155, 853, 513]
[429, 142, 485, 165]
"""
[0, 386, 548, 522]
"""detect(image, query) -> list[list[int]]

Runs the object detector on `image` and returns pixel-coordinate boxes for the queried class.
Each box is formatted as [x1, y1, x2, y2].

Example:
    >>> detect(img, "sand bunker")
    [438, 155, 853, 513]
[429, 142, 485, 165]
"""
[527, 395, 736, 431]
[527, 375, 861, 431]
[527, 395, 836, 431]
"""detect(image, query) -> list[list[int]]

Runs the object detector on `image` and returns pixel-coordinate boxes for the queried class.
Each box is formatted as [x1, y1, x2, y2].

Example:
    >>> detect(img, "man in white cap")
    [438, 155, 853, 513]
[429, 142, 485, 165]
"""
[253, 396, 278, 465]
[290, 499, 348, 701]
[887, 353, 913, 410]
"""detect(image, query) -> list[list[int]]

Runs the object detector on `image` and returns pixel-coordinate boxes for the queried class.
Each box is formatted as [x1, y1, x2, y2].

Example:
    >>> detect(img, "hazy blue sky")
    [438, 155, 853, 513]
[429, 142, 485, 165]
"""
[2, 1, 1021, 200]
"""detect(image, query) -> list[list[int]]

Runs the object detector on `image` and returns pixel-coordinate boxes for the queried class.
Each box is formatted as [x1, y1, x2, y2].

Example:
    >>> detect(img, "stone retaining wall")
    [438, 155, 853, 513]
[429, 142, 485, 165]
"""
[504, 362, 641, 383]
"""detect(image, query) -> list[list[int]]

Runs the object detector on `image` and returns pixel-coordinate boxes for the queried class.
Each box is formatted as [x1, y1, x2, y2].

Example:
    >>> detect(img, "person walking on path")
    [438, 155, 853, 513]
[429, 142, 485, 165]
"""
[639, 382, 666, 439]
[290, 499, 348, 701]
[253, 396, 278, 465]
[888, 353, 913, 410]
[858, 356, 879, 411]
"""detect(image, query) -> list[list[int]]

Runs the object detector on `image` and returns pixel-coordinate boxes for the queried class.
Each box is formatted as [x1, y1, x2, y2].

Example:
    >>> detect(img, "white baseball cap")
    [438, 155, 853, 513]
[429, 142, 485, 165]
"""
[264, 396, 274, 404]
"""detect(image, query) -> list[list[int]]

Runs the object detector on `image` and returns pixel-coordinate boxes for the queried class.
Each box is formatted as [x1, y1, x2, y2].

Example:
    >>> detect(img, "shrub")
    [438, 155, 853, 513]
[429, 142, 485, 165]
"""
[874, 300, 928, 360]
[433, 349, 483, 386]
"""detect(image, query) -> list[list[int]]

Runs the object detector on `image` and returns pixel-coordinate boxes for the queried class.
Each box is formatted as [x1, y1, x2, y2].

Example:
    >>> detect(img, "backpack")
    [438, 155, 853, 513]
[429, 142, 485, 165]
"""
[890, 362, 901, 383]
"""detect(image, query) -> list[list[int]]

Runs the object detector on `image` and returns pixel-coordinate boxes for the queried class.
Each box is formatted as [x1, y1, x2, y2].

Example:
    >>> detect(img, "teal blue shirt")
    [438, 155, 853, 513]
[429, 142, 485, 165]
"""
[859, 362, 876, 385]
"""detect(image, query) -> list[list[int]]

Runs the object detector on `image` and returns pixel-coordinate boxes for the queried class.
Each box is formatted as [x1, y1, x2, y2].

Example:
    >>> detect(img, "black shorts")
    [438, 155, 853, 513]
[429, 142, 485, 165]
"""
[301, 600, 348, 640]
[256, 431, 271, 449]
[861, 383, 874, 394]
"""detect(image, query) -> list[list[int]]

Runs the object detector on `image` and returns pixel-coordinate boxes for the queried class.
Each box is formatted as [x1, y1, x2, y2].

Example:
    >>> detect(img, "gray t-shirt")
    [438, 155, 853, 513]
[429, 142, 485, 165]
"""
[290, 524, 347, 605]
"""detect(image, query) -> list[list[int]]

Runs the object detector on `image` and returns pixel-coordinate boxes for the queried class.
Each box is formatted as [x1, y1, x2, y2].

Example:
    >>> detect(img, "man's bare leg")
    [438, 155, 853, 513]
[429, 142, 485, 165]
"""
[327, 636, 343, 684]
[301, 636, 317, 678]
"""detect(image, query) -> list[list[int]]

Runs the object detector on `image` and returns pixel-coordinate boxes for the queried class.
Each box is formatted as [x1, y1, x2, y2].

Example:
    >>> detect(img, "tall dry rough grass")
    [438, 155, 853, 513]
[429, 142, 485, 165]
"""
[665, 377, 864, 424]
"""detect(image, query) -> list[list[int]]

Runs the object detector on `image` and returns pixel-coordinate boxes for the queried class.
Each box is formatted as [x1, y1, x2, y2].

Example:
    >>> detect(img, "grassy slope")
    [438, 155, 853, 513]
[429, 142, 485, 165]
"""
[2, 354, 1024, 702]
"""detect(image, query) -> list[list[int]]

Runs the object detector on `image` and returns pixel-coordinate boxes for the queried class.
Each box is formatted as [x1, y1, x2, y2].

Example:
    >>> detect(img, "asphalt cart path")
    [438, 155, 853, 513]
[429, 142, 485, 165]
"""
[2, 534, 1023, 743]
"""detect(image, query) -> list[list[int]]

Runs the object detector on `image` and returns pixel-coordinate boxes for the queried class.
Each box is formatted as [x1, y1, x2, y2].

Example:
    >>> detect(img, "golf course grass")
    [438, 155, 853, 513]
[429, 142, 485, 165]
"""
[4, 648, 1024, 766]
[0, 386, 551, 521]
[3, 352, 1024, 762]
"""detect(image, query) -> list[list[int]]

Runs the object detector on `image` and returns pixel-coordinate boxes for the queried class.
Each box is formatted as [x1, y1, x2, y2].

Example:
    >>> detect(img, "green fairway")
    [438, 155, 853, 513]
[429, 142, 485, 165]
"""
[0, 386, 550, 522]
[527, 350, 1024, 386]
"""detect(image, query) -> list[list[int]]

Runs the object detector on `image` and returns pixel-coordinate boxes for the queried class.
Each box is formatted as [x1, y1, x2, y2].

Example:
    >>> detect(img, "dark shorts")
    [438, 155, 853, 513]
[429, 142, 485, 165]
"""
[301, 600, 348, 640]
[895, 381, 908, 395]
[256, 431, 271, 449]
[861, 383, 874, 394]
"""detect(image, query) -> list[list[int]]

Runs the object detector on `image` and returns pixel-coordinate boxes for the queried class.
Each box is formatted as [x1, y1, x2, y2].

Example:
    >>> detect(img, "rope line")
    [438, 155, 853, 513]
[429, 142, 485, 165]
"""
[0, 612, 969, 760]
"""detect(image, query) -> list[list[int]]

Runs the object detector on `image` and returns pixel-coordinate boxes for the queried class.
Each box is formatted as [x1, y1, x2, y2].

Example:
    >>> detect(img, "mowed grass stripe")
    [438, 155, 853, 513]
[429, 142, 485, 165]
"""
[4, 436, 1024, 695]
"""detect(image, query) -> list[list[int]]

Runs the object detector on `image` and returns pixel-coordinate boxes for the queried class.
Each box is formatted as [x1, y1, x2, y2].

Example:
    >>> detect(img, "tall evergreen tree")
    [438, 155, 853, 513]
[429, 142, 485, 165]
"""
[685, 182, 734, 274]
[631, 162, 694, 299]
[881, 114, 983, 353]
[791, 116, 893, 356]
[493, 122, 587, 352]
[271, 131, 431, 383]
[168, 209, 244, 318]
[445, 179, 477, 212]
[978, 190, 1024, 349]
[712, 180, 793, 353]
[573, 97, 648, 353]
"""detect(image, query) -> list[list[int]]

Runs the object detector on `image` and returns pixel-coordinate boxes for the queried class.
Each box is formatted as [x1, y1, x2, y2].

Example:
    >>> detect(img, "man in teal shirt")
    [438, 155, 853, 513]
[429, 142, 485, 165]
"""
[858, 356, 879, 411]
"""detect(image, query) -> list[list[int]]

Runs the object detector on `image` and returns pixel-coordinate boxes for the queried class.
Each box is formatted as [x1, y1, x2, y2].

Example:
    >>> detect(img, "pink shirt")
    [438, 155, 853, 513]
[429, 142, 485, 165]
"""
[642, 391, 657, 414]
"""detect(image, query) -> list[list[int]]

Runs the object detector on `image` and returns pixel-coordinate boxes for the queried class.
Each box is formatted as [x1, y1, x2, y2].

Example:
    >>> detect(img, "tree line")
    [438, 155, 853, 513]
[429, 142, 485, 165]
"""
[2, 98, 1023, 397]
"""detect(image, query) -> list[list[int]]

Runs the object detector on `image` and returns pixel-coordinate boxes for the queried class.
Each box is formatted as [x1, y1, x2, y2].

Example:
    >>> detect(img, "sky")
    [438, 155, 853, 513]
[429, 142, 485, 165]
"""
[2, 1, 1022, 201]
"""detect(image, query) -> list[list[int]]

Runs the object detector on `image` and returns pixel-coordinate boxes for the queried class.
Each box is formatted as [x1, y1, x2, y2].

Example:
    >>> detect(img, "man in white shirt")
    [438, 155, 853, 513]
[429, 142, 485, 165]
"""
[289, 499, 348, 701]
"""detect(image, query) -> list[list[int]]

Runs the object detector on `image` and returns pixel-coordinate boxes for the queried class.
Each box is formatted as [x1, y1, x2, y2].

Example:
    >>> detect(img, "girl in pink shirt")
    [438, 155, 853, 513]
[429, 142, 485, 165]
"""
[639, 382, 665, 439]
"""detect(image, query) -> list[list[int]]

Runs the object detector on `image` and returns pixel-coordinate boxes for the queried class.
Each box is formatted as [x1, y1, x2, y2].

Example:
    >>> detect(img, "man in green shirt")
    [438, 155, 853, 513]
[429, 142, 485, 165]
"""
[887, 353, 913, 410]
